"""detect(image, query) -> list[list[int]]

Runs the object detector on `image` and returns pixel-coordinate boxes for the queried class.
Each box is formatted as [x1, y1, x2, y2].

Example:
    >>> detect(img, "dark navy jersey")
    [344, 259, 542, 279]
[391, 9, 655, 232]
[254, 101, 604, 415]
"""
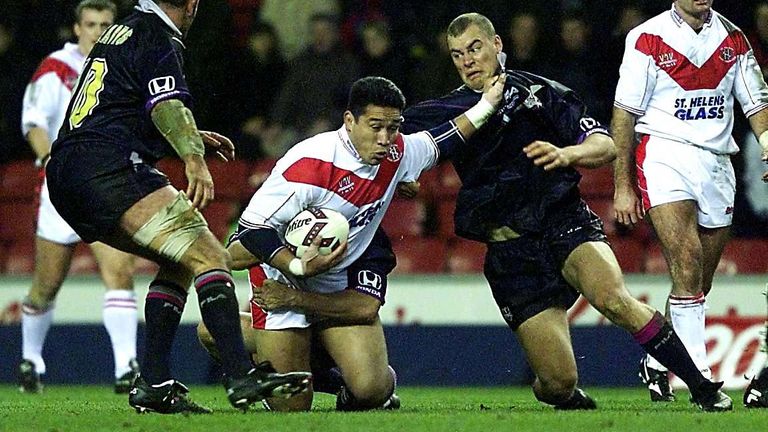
[52, 9, 192, 163]
[402, 70, 609, 241]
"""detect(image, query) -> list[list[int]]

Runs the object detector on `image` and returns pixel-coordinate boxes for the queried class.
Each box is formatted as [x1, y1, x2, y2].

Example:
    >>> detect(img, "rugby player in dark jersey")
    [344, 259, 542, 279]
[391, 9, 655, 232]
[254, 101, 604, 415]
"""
[400, 12, 731, 412]
[46, 0, 338, 414]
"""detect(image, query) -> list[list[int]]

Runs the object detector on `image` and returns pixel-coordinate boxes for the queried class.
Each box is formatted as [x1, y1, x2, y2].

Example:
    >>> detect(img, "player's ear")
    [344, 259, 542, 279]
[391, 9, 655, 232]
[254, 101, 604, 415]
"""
[343, 111, 355, 130]
[187, 0, 200, 18]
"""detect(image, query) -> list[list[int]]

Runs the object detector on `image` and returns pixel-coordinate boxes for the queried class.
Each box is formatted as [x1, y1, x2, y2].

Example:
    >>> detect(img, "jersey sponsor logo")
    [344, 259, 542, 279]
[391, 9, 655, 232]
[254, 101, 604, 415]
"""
[357, 270, 382, 291]
[635, 31, 749, 90]
[338, 175, 355, 195]
[500, 306, 515, 323]
[148, 76, 176, 95]
[349, 202, 383, 228]
[578, 117, 599, 132]
[657, 52, 677, 68]
[673, 95, 726, 120]
[523, 85, 543, 109]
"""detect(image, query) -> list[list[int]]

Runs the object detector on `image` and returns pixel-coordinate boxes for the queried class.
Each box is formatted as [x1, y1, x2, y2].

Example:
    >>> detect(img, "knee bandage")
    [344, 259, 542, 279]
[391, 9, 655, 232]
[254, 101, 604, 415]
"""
[132, 191, 208, 262]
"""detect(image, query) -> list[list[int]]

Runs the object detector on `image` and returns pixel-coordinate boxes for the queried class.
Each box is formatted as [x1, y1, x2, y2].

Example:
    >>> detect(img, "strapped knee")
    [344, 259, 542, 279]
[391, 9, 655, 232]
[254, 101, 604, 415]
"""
[132, 191, 208, 262]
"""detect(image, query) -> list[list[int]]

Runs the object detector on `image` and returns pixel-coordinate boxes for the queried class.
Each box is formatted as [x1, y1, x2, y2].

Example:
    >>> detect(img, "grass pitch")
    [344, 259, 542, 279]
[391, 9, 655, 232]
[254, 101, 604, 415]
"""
[0, 385, 762, 432]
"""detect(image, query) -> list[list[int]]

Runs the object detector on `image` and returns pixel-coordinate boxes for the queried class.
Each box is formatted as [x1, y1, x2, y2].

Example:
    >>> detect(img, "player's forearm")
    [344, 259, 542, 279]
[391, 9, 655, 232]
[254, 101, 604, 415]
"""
[748, 107, 768, 151]
[150, 99, 205, 159]
[290, 289, 380, 324]
[563, 132, 616, 168]
[610, 106, 638, 191]
[434, 97, 497, 160]
[25, 127, 52, 163]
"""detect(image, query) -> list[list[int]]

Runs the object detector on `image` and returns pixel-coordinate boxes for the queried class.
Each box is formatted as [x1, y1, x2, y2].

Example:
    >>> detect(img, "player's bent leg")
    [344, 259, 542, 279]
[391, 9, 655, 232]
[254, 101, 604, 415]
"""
[320, 318, 395, 411]
[515, 308, 581, 405]
[562, 241, 654, 332]
[647, 201, 703, 297]
[197, 312, 260, 362]
[252, 327, 313, 411]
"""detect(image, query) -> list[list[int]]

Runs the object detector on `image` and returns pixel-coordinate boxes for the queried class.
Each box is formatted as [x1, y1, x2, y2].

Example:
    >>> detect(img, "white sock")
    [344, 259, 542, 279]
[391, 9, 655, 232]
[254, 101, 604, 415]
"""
[669, 294, 711, 379]
[103, 290, 138, 378]
[21, 299, 54, 375]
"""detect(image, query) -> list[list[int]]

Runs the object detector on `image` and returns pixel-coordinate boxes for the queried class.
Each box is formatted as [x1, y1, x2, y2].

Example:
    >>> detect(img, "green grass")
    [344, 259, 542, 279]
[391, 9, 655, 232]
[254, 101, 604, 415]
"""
[0, 386, 762, 432]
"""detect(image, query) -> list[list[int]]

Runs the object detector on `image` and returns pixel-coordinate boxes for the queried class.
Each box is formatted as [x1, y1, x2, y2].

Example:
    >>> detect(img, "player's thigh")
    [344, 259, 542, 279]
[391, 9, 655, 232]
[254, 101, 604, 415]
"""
[90, 242, 135, 290]
[119, 186, 230, 274]
[515, 308, 577, 387]
[563, 241, 651, 331]
[647, 200, 700, 253]
[30, 237, 76, 299]
[318, 318, 392, 398]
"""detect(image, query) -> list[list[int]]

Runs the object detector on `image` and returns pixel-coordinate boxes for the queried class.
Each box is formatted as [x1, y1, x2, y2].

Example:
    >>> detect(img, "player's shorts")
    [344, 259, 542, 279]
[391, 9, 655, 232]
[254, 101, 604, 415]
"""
[636, 134, 735, 228]
[484, 200, 606, 330]
[46, 143, 170, 243]
[37, 178, 81, 245]
[249, 228, 396, 330]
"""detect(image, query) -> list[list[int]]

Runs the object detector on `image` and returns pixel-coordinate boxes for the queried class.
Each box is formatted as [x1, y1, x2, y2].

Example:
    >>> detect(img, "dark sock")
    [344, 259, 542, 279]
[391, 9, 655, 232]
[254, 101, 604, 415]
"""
[336, 386, 361, 411]
[142, 279, 187, 384]
[634, 311, 708, 392]
[313, 367, 344, 395]
[195, 270, 252, 379]
[755, 366, 768, 387]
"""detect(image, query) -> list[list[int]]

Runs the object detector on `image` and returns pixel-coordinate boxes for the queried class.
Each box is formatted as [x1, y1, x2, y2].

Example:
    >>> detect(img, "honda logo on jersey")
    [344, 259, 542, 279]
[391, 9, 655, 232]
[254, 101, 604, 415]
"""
[358, 270, 382, 290]
[148, 76, 176, 95]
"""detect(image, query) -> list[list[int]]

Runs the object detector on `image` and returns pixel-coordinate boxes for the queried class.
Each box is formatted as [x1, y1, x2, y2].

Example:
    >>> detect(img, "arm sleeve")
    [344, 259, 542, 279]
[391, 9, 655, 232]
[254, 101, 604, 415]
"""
[136, 35, 192, 114]
[731, 31, 768, 117]
[236, 154, 317, 260]
[614, 30, 657, 115]
[21, 73, 61, 137]
[546, 80, 610, 145]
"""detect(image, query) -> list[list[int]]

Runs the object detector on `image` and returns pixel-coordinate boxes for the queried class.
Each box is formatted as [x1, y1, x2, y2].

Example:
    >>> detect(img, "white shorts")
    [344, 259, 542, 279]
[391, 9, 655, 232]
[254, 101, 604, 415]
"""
[636, 135, 735, 228]
[37, 178, 81, 244]
[249, 265, 313, 330]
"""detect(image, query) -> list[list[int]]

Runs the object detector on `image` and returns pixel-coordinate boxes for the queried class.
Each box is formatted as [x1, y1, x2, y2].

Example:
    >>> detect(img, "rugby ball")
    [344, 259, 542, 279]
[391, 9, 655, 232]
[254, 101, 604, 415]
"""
[284, 208, 349, 257]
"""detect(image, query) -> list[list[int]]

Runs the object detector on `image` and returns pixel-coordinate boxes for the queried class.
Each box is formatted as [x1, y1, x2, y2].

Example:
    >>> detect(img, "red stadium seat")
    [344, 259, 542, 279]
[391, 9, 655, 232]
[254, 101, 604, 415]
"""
[642, 244, 667, 274]
[433, 163, 461, 199]
[0, 160, 40, 200]
[446, 238, 486, 274]
[0, 202, 37, 242]
[3, 239, 35, 274]
[155, 158, 186, 190]
[247, 158, 278, 192]
[381, 199, 428, 238]
[577, 165, 613, 199]
[201, 200, 240, 241]
[719, 239, 768, 274]
[206, 159, 249, 201]
[435, 200, 456, 238]
[390, 235, 447, 274]
[413, 165, 441, 202]
[607, 235, 645, 273]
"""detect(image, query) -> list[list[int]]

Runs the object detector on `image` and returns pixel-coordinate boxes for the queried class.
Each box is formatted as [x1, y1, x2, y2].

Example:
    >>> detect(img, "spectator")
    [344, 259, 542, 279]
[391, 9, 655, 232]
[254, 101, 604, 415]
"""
[408, 30, 463, 104]
[260, 0, 339, 60]
[505, 11, 549, 76]
[264, 13, 360, 157]
[358, 20, 410, 100]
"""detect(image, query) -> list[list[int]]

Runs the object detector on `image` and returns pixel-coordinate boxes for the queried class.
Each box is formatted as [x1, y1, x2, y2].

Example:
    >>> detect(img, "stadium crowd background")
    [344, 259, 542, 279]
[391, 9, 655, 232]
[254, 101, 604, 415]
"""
[3, 0, 768, 275]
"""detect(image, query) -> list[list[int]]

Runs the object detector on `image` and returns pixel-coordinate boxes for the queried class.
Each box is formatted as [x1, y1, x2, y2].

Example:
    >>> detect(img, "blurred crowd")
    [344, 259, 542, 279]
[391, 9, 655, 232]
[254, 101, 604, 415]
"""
[2, 0, 768, 233]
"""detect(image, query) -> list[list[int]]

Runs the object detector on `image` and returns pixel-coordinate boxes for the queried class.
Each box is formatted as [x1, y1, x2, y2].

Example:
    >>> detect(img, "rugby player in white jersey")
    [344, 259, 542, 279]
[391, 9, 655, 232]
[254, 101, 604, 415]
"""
[197, 74, 506, 411]
[612, 0, 768, 406]
[18, 0, 140, 394]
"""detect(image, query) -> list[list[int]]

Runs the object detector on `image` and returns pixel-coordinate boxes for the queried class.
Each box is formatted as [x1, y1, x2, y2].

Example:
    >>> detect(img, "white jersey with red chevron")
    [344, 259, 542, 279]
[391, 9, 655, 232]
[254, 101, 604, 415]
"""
[21, 43, 86, 143]
[239, 125, 438, 293]
[614, 6, 768, 154]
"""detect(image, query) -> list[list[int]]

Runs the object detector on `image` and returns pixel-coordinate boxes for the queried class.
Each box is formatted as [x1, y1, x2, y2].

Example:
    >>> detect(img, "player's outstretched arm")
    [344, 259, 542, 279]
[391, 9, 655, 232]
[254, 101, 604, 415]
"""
[453, 73, 506, 138]
[252, 279, 380, 324]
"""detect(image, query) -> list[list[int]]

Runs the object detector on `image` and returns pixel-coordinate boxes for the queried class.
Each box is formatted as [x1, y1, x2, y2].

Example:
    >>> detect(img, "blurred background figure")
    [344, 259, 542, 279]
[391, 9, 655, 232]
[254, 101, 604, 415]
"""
[408, 30, 463, 104]
[505, 11, 549, 76]
[260, 0, 340, 61]
[358, 20, 410, 101]
[231, 20, 286, 160]
[748, 1, 768, 79]
[262, 13, 359, 158]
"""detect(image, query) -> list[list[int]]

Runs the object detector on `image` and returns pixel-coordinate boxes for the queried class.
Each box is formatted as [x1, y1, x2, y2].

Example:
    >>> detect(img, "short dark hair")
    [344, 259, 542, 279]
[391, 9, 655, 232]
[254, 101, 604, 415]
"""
[154, 0, 188, 8]
[447, 13, 496, 39]
[346, 76, 406, 118]
[75, 0, 117, 23]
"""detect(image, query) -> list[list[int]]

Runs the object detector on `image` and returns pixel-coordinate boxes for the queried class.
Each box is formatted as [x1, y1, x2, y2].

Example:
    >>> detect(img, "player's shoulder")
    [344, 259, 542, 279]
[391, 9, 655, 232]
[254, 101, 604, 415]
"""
[625, 10, 669, 42]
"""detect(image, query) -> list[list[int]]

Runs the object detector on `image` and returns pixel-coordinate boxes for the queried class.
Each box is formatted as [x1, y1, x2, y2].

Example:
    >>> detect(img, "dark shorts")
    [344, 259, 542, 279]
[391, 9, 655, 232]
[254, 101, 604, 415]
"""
[46, 143, 170, 243]
[347, 228, 397, 303]
[483, 201, 607, 330]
